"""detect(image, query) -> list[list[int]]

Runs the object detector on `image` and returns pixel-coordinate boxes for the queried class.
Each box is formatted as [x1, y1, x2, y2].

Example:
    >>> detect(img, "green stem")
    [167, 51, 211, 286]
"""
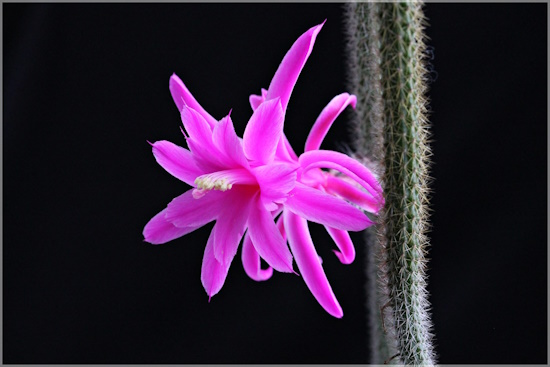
[345, 2, 436, 365]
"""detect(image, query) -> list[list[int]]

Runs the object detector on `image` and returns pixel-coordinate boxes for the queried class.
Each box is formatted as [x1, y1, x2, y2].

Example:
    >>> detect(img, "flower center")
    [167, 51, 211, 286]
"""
[191, 168, 257, 199]
[194, 175, 233, 191]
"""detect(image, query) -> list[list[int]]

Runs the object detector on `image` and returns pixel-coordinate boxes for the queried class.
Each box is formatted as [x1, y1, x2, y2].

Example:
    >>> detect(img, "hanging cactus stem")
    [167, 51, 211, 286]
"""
[345, 1, 436, 365]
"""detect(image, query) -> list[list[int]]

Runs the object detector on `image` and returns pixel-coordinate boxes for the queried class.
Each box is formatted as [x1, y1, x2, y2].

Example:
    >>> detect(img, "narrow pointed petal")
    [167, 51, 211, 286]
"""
[180, 105, 213, 146]
[266, 22, 325, 111]
[201, 230, 230, 298]
[242, 233, 273, 281]
[324, 175, 380, 214]
[276, 213, 287, 241]
[305, 93, 357, 152]
[249, 88, 268, 110]
[284, 210, 343, 318]
[165, 189, 224, 228]
[252, 162, 298, 210]
[212, 188, 252, 266]
[143, 208, 196, 244]
[243, 98, 284, 164]
[170, 74, 217, 129]
[212, 114, 249, 168]
[285, 182, 372, 231]
[325, 226, 355, 264]
[299, 150, 383, 199]
[247, 195, 294, 273]
[276, 134, 299, 162]
[181, 106, 227, 172]
[151, 140, 202, 186]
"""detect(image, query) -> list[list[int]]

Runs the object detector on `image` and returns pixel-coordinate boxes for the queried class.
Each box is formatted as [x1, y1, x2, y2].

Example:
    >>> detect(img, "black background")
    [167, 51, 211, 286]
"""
[4, 3, 547, 364]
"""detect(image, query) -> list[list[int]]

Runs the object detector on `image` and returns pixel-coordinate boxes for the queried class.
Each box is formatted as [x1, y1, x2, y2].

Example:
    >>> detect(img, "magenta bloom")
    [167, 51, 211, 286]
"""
[247, 21, 383, 317]
[143, 21, 383, 318]
[144, 94, 300, 298]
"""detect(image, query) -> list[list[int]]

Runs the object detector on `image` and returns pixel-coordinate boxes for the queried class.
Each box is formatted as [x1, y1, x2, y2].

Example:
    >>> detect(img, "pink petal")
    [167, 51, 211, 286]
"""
[249, 88, 268, 110]
[299, 150, 383, 199]
[324, 175, 380, 214]
[284, 210, 343, 318]
[276, 213, 287, 241]
[285, 182, 373, 231]
[325, 226, 355, 264]
[201, 229, 230, 299]
[150, 140, 203, 186]
[143, 208, 196, 244]
[243, 98, 284, 164]
[165, 189, 224, 228]
[276, 134, 299, 162]
[241, 233, 273, 281]
[212, 188, 252, 267]
[266, 21, 325, 112]
[252, 162, 298, 211]
[247, 194, 294, 273]
[304, 93, 357, 152]
[181, 106, 227, 172]
[212, 113, 249, 169]
[169, 74, 217, 129]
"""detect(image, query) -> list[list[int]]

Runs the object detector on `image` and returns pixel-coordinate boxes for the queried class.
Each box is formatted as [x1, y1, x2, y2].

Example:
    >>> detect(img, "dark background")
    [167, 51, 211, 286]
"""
[3, 3, 547, 364]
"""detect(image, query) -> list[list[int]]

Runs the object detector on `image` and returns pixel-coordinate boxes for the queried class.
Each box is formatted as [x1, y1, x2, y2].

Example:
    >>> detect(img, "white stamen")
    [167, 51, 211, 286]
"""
[194, 174, 234, 192]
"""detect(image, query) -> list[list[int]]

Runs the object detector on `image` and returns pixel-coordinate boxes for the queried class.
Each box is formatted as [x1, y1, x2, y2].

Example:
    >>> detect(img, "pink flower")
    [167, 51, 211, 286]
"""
[143, 21, 383, 318]
[246, 21, 384, 317]
[143, 95, 299, 299]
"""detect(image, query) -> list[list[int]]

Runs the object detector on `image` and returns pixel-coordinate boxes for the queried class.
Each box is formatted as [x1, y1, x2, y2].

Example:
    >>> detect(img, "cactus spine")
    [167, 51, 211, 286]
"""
[345, 2, 436, 365]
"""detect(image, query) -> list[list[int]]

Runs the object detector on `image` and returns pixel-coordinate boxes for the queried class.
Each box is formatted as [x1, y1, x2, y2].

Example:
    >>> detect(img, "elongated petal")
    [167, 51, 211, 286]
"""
[276, 134, 299, 162]
[181, 106, 227, 172]
[285, 182, 372, 231]
[243, 98, 284, 164]
[249, 88, 268, 110]
[299, 150, 383, 198]
[143, 208, 196, 244]
[242, 233, 273, 281]
[212, 188, 252, 266]
[266, 22, 325, 112]
[201, 230, 230, 299]
[170, 74, 217, 129]
[212, 114, 249, 169]
[247, 195, 294, 273]
[324, 175, 380, 214]
[165, 189, 224, 228]
[150, 140, 202, 186]
[284, 210, 343, 318]
[304, 93, 357, 152]
[325, 226, 355, 264]
[252, 162, 298, 210]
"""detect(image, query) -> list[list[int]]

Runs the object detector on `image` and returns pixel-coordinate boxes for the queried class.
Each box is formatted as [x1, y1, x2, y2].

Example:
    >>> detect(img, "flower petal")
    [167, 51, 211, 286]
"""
[150, 140, 202, 186]
[304, 93, 357, 152]
[242, 233, 273, 281]
[299, 150, 383, 199]
[143, 208, 196, 244]
[247, 194, 294, 273]
[266, 21, 325, 112]
[170, 74, 217, 129]
[285, 182, 373, 231]
[181, 106, 227, 172]
[165, 189, 224, 228]
[212, 113, 249, 169]
[276, 134, 299, 162]
[325, 226, 355, 264]
[201, 230, 230, 299]
[249, 88, 268, 110]
[324, 174, 380, 214]
[212, 188, 252, 267]
[243, 98, 284, 164]
[252, 162, 298, 210]
[284, 210, 343, 318]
